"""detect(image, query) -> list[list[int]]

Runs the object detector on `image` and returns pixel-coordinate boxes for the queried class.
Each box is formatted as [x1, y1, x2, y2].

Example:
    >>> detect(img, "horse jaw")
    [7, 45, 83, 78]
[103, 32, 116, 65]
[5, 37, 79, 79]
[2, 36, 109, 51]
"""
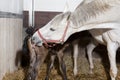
[32, 12, 72, 44]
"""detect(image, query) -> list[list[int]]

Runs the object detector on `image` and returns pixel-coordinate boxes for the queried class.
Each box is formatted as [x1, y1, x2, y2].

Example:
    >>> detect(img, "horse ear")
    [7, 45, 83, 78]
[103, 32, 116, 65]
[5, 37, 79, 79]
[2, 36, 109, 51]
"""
[63, 0, 69, 12]
[66, 12, 71, 20]
[63, 12, 71, 21]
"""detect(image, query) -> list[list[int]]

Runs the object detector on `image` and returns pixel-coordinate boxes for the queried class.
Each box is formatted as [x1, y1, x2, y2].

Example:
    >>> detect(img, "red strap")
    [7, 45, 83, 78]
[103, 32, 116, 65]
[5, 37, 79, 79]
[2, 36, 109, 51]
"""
[37, 21, 69, 47]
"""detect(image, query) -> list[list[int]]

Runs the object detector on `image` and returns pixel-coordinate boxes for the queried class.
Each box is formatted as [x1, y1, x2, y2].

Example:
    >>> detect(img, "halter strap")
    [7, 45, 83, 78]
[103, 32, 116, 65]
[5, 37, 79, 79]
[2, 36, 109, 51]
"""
[37, 21, 70, 47]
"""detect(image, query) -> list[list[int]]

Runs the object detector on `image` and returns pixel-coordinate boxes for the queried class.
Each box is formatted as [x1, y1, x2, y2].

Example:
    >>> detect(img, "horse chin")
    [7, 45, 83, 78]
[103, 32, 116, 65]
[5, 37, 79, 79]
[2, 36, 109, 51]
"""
[27, 72, 37, 80]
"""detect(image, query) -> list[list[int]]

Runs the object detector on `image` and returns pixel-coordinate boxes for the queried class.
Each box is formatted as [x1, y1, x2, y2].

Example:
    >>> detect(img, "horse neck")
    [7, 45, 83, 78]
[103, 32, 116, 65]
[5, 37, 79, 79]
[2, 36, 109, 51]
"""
[69, 0, 120, 28]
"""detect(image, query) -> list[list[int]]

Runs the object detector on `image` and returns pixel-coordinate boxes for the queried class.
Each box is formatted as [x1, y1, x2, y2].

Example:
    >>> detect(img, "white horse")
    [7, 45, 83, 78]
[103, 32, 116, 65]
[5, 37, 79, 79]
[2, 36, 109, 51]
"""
[31, 0, 120, 80]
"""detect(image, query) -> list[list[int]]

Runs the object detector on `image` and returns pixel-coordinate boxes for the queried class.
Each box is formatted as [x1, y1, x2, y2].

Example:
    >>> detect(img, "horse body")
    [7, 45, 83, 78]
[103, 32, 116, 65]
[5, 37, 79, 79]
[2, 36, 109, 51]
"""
[89, 29, 120, 45]
[89, 29, 120, 80]
[74, 29, 120, 80]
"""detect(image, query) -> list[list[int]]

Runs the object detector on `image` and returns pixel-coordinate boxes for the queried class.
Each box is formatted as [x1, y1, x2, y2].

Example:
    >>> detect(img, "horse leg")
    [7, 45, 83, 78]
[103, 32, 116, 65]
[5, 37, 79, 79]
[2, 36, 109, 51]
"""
[73, 42, 79, 76]
[30, 54, 41, 80]
[86, 42, 97, 74]
[45, 54, 56, 80]
[30, 47, 48, 80]
[57, 51, 67, 80]
[26, 38, 35, 80]
[27, 39, 41, 80]
[107, 42, 118, 80]
[27, 49, 37, 80]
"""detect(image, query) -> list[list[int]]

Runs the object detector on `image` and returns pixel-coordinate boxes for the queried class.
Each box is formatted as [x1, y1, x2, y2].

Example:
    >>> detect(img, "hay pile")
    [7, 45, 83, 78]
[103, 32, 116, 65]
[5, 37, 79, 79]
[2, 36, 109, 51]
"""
[3, 53, 120, 80]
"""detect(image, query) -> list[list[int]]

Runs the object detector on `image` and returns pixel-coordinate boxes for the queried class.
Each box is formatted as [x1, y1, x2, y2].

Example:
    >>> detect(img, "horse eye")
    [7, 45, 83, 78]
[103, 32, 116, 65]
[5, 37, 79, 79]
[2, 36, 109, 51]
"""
[50, 28, 55, 31]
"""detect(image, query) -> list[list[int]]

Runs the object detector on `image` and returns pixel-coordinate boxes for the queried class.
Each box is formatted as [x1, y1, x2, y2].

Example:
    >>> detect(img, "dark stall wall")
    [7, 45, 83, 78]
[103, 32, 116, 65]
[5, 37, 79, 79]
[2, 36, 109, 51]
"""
[23, 11, 61, 28]
[23, 11, 29, 28]
[34, 11, 61, 28]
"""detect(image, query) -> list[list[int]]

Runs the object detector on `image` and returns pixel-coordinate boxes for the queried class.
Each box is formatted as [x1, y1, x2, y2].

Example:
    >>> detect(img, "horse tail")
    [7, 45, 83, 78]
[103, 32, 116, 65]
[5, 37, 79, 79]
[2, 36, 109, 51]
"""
[22, 35, 31, 54]
[21, 36, 31, 67]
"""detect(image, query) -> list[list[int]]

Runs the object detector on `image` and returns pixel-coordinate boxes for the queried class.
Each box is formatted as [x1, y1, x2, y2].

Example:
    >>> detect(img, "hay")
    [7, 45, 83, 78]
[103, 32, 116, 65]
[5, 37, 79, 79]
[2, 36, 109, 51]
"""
[3, 54, 120, 80]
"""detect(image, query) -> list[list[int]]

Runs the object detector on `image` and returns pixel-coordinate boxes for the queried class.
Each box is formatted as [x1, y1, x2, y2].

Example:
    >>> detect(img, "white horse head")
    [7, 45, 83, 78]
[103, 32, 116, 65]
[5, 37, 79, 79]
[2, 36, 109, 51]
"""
[32, 12, 72, 46]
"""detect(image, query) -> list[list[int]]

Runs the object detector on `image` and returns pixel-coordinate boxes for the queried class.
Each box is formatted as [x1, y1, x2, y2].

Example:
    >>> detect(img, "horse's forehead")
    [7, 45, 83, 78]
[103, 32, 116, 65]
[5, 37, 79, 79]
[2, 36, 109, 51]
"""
[52, 14, 63, 22]
[49, 12, 70, 28]
[50, 16, 64, 27]
[32, 31, 38, 38]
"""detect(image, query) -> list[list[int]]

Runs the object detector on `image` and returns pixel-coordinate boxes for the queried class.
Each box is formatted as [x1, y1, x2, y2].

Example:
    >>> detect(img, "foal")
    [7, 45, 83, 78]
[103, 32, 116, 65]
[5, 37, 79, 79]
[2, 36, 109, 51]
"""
[22, 27, 48, 80]
[27, 38, 48, 80]
[27, 38, 71, 80]
[26, 31, 93, 80]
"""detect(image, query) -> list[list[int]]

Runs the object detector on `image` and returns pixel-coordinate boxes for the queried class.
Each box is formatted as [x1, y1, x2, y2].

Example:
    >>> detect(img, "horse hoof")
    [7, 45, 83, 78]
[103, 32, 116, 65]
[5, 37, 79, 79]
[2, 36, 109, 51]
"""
[89, 69, 94, 74]
[45, 77, 49, 80]
[73, 69, 78, 76]
[63, 78, 67, 80]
